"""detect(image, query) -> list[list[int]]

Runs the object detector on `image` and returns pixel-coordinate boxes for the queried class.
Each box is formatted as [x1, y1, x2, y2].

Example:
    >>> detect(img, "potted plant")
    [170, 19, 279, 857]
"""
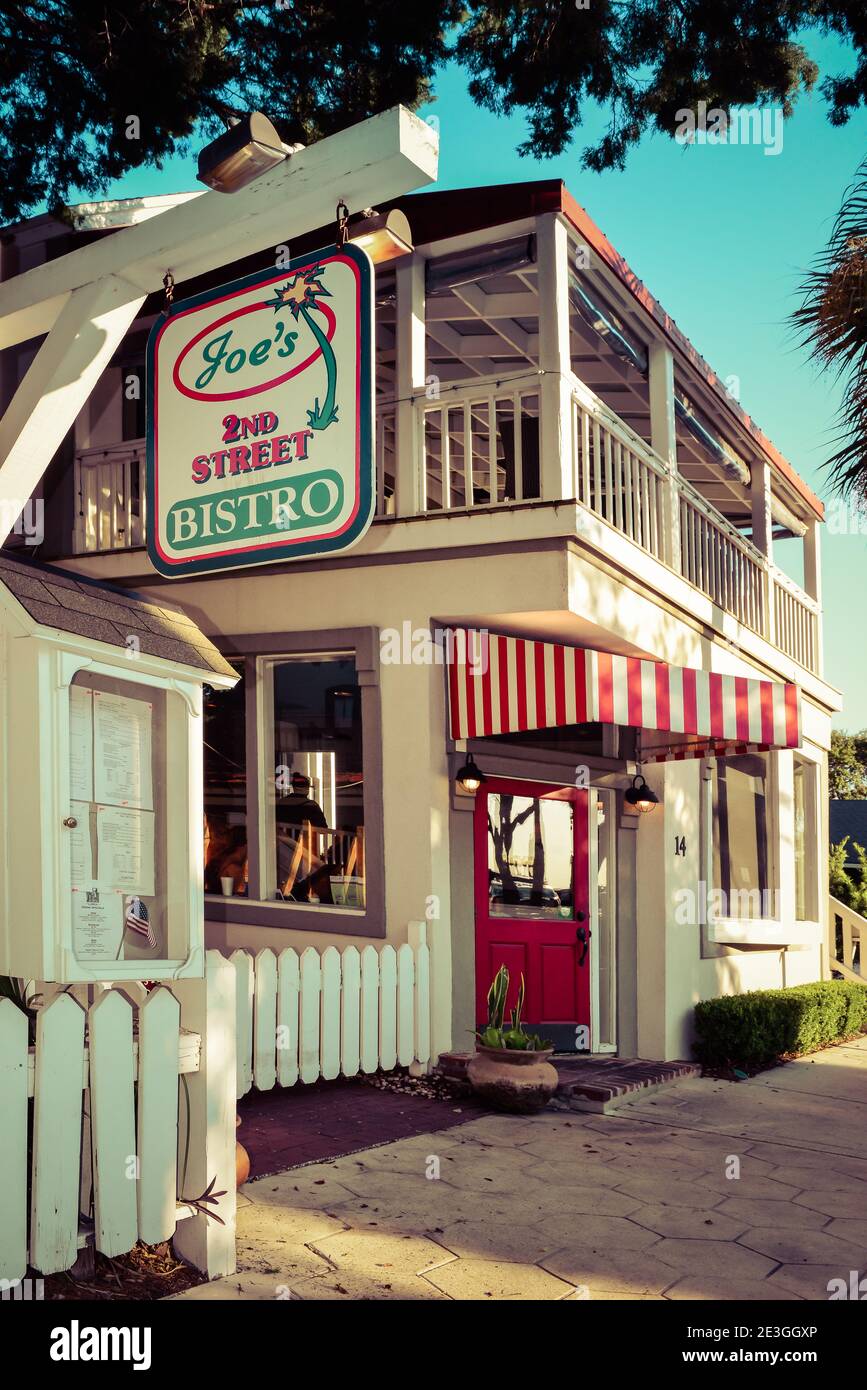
[467, 966, 559, 1113]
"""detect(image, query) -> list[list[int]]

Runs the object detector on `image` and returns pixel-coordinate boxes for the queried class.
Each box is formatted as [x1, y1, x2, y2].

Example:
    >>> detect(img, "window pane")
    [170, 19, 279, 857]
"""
[204, 664, 248, 897]
[487, 794, 573, 920]
[712, 754, 769, 919]
[269, 654, 365, 909]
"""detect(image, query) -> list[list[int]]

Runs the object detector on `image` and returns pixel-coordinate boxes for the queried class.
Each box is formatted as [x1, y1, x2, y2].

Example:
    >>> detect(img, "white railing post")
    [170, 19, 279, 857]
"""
[648, 341, 680, 571]
[173, 951, 236, 1279]
[536, 214, 573, 501]
[803, 516, 824, 677]
[395, 253, 426, 516]
[751, 458, 775, 644]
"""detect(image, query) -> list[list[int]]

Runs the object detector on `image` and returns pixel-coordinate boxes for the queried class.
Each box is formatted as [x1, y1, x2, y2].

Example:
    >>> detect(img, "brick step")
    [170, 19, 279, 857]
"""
[437, 1051, 699, 1115]
[552, 1057, 700, 1114]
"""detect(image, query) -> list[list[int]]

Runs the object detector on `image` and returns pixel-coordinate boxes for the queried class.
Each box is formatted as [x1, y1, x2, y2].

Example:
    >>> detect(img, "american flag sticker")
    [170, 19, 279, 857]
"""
[124, 896, 156, 949]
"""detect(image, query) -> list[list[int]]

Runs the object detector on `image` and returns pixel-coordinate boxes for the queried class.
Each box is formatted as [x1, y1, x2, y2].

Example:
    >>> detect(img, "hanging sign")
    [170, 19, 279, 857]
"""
[146, 243, 374, 576]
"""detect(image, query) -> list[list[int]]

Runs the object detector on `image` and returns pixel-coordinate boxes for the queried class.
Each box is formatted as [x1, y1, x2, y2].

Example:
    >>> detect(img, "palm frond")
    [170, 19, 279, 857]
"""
[792, 157, 867, 500]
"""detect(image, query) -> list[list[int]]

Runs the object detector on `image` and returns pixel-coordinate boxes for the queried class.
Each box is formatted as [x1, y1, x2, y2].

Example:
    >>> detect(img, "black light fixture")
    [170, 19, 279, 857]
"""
[624, 773, 659, 814]
[346, 207, 413, 264]
[197, 112, 288, 193]
[456, 753, 486, 792]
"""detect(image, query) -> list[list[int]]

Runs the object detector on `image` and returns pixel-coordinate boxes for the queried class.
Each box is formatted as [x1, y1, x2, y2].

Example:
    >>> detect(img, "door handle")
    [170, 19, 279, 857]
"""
[576, 924, 590, 966]
[576, 910, 586, 922]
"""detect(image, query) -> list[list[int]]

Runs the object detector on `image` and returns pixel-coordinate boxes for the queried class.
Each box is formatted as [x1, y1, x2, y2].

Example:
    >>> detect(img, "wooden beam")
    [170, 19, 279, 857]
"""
[426, 292, 538, 322]
[452, 282, 535, 360]
[0, 106, 438, 349]
[0, 276, 145, 544]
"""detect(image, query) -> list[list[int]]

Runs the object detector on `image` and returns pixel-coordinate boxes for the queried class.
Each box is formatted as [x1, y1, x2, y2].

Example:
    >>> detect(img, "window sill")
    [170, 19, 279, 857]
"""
[204, 893, 383, 939]
[707, 918, 821, 948]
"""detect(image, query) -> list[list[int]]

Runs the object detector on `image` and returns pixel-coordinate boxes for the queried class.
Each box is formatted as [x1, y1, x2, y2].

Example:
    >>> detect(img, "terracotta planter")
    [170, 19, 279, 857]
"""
[467, 1044, 558, 1114]
[235, 1115, 250, 1187]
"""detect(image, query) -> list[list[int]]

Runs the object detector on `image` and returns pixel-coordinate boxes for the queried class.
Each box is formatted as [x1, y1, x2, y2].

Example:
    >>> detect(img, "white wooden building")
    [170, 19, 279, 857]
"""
[0, 174, 842, 1073]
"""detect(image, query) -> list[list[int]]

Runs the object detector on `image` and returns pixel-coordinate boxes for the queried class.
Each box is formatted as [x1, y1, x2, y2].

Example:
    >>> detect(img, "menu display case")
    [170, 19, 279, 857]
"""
[0, 559, 237, 982]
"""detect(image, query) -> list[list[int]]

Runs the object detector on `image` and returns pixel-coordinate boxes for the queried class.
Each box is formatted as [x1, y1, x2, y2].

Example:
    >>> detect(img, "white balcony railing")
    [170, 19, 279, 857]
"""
[72, 380, 821, 675]
[571, 377, 669, 563]
[416, 382, 540, 509]
[74, 438, 146, 553]
[677, 473, 766, 635]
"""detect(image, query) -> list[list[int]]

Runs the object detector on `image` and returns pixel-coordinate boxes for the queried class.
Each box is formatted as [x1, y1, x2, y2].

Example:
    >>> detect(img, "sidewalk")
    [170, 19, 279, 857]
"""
[170, 1038, 867, 1301]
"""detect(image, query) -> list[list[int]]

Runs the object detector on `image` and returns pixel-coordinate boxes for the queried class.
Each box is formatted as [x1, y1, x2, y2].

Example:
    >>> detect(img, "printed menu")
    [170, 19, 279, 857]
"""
[96, 804, 155, 896]
[71, 884, 125, 961]
[93, 690, 153, 810]
[68, 684, 158, 914]
[69, 686, 94, 801]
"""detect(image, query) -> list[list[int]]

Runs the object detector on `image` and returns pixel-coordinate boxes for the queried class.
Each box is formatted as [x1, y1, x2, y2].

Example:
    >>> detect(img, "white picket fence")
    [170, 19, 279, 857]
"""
[0, 930, 434, 1285]
[0, 952, 236, 1285]
[226, 923, 432, 1098]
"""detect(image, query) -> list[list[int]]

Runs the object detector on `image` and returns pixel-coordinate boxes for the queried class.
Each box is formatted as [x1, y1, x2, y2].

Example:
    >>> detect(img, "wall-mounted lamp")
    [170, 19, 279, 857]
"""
[346, 207, 413, 264]
[198, 112, 288, 193]
[624, 773, 659, 814]
[456, 754, 486, 793]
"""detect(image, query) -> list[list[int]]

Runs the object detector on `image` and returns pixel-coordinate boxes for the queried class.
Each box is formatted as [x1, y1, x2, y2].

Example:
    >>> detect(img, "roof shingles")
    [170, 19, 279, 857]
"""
[0, 555, 235, 681]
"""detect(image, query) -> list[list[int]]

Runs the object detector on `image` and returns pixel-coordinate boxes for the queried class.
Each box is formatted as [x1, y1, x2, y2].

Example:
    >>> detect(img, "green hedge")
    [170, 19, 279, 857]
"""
[693, 980, 867, 1070]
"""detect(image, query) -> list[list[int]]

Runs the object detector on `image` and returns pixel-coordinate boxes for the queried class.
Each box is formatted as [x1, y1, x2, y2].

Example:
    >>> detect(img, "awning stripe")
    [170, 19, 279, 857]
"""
[446, 628, 802, 761]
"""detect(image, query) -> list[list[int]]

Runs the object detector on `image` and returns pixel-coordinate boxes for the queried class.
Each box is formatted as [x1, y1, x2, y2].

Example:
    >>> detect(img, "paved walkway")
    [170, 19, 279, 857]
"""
[171, 1038, 867, 1301]
[237, 1076, 484, 1179]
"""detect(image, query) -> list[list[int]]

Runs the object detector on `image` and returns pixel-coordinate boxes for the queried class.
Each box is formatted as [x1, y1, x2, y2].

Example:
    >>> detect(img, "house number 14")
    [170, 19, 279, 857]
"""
[674, 836, 687, 857]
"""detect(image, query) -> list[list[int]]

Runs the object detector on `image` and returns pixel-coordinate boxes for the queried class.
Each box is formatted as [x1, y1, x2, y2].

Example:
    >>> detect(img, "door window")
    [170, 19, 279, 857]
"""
[486, 793, 574, 921]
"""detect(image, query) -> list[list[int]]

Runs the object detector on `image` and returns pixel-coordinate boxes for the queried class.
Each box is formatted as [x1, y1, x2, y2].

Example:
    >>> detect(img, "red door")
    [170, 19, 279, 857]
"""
[475, 778, 591, 1053]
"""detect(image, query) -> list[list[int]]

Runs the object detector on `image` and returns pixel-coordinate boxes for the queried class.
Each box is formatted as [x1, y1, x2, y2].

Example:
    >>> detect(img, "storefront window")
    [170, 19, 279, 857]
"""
[203, 663, 247, 897]
[265, 653, 365, 909]
[712, 754, 771, 920]
[201, 635, 380, 931]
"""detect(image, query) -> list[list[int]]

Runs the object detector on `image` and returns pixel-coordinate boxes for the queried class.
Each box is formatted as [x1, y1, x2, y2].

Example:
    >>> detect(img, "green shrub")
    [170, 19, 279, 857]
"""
[694, 980, 867, 1070]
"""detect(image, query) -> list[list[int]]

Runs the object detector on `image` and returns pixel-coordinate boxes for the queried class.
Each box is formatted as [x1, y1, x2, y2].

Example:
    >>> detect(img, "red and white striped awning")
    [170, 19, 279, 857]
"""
[446, 629, 800, 761]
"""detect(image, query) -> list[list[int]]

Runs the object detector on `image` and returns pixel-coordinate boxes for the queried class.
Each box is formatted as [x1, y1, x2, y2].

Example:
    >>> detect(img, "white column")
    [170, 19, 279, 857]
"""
[751, 458, 775, 645]
[394, 253, 426, 515]
[648, 341, 680, 570]
[750, 458, 774, 561]
[379, 653, 454, 1056]
[776, 751, 796, 931]
[803, 516, 824, 677]
[536, 213, 573, 501]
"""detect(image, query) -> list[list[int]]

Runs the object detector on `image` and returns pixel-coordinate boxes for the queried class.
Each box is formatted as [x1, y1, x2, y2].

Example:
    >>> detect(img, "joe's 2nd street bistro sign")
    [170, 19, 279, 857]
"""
[146, 243, 374, 576]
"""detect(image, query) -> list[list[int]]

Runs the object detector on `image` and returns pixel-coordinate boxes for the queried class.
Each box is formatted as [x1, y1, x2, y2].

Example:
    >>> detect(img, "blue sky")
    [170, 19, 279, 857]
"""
[75, 37, 867, 728]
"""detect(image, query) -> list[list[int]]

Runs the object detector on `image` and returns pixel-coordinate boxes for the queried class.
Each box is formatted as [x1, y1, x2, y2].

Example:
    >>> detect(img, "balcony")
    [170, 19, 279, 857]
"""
[74, 437, 145, 554]
[72, 372, 821, 676]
